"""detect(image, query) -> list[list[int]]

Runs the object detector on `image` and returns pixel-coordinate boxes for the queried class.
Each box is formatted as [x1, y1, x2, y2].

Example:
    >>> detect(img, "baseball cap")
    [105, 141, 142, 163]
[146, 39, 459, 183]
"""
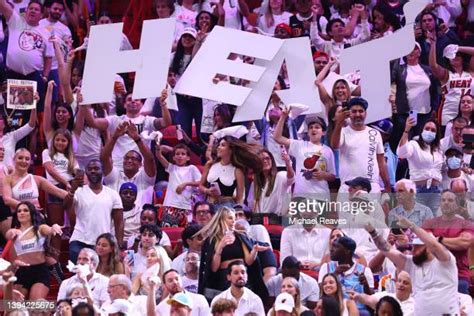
[304, 115, 327, 131]
[410, 237, 424, 246]
[370, 119, 393, 135]
[181, 27, 197, 39]
[313, 50, 329, 60]
[167, 292, 193, 308]
[275, 23, 292, 35]
[347, 97, 368, 110]
[119, 182, 138, 194]
[345, 177, 372, 193]
[275, 292, 295, 313]
[445, 146, 463, 157]
[337, 236, 357, 253]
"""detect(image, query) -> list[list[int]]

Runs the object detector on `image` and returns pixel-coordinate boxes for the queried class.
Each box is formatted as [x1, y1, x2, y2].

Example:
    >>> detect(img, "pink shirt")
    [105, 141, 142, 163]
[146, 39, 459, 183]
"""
[423, 216, 474, 279]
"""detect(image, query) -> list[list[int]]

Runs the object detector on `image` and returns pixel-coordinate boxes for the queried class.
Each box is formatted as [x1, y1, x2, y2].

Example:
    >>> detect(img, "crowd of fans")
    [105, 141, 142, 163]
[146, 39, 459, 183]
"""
[0, 0, 473, 315]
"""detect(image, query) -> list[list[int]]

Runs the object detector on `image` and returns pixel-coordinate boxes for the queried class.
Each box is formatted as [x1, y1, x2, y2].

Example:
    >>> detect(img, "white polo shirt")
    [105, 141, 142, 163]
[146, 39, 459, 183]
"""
[211, 287, 265, 316]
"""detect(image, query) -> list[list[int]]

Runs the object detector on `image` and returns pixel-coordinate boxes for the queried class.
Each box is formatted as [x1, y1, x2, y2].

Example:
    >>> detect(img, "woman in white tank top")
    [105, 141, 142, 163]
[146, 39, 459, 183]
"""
[428, 34, 472, 130]
[2, 148, 70, 232]
[5, 201, 63, 300]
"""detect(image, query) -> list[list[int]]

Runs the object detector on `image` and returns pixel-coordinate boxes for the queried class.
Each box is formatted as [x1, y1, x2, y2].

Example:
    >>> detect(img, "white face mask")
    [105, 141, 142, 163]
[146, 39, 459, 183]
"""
[421, 130, 436, 143]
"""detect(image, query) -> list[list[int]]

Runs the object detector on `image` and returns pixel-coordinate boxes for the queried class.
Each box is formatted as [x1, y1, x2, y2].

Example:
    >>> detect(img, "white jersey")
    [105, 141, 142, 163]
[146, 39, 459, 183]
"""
[439, 71, 472, 125]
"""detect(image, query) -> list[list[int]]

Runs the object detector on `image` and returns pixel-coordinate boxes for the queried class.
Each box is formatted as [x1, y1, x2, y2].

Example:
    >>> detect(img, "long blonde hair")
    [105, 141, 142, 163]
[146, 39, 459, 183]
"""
[49, 128, 76, 175]
[195, 207, 239, 249]
[282, 277, 304, 314]
[265, 0, 286, 28]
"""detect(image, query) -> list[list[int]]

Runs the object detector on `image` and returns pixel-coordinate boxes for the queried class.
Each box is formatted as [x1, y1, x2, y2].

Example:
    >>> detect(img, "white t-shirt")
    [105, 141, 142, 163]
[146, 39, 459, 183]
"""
[6, 12, 54, 75]
[163, 164, 201, 210]
[123, 204, 142, 242]
[57, 273, 110, 308]
[257, 12, 292, 35]
[289, 140, 335, 199]
[70, 186, 123, 245]
[106, 115, 156, 170]
[339, 126, 384, 184]
[406, 64, 431, 114]
[38, 18, 72, 70]
[182, 275, 199, 293]
[74, 126, 102, 169]
[174, 5, 198, 30]
[11, 0, 29, 16]
[248, 171, 294, 215]
[396, 140, 443, 182]
[404, 252, 459, 315]
[42, 150, 78, 185]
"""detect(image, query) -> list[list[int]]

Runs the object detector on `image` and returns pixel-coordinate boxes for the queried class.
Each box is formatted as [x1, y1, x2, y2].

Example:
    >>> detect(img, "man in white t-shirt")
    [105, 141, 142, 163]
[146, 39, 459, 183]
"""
[155, 269, 210, 316]
[331, 97, 391, 194]
[0, 0, 54, 110]
[350, 271, 415, 316]
[210, 261, 265, 316]
[67, 159, 124, 263]
[101, 122, 156, 209]
[39, 0, 72, 101]
[365, 216, 460, 315]
[91, 93, 171, 171]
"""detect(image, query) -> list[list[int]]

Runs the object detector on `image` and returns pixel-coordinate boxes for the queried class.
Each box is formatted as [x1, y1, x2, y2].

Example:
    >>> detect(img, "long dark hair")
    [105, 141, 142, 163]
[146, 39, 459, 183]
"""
[195, 11, 218, 31]
[253, 149, 278, 211]
[215, 136, 263, 173]
[213, 104, 234, 129]
[171, 34, 194, 76]
[320, 273, 345, 312]
[52, 103, 75, 132]
[416, 119, 440, 153]
[320, 296, 341, 316]
[12, 202, 43, 238]
[375, 296, 403, 316]
[373, 4, 401, 31]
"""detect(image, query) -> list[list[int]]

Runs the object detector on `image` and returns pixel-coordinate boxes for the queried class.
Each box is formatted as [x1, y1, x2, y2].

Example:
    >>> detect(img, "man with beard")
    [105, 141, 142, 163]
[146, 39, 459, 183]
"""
[350, 271, 415, 316]
[90, 92, 171, 171]
[331, 97, 391, 194]
[39, 0, 72, 101]
[422, 190, 474, 294]
[101, 122, 156, 210]
[210, 260, 265, 315]
[365, 215, 460, 315]
[153, 269, 210, 316]
[67, 159, 124, 263]
[182, 251, 200, 293]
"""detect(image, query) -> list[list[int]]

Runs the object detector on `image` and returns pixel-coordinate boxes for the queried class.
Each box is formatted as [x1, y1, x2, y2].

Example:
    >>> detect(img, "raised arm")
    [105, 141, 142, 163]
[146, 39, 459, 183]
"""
[56, 45, 75, 105]
[458, 46, 474, 56]
[101, 122, 128, 176]
[237, 0, 250, 18]
[43, 81, 56, 142]
[273, 108, 291, 146]
[398, 216, 451, 262]
[153, 89, 172, 130]
[127, 123, 156, 178]
[364, 222, 408, 270]
[154, 145, 170, 170]
[0, 0, 13, 22]
[73, 95, 85, 137]
[315, 58, 338, 114]
[428, 32, 448, 83]
[330, 107, 348, 149]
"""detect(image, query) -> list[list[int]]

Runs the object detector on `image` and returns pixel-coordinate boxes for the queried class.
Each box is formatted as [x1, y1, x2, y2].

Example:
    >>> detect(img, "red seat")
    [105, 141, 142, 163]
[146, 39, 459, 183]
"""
[301, 269, 319, 281]
[1, 240, 12, 261]
[162, 227, 184, 248]
[265, 224, 284, 236]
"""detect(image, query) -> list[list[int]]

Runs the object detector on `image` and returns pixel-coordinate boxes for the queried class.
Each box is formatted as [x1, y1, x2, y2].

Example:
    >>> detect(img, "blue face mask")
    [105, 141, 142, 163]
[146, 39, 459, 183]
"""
[421, 130, 436, 143]
[447, 156, 462, 170]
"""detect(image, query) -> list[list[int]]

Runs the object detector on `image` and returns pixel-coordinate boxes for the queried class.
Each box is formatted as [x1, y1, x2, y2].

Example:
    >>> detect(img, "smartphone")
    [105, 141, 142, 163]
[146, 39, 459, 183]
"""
[89, 13, 96, 25]
[391, 228, 403, 235]
[408, 110, 418, 125]
[176, 125, 183, 141]
[125, 250, 134, 266]
[74, 168, 84, 187]
[342, 101, 349, 110]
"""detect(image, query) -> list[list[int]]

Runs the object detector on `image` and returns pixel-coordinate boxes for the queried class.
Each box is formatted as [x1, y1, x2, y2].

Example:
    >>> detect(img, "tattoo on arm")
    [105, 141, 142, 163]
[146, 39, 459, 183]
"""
[373, 233, 391, 252]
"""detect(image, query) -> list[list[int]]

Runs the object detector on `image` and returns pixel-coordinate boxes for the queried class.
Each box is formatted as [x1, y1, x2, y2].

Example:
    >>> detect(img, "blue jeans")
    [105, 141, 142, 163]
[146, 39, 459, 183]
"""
[416, 185, 441, 216]
[69, 241, 94, 264]
[458, 278, 470, 294]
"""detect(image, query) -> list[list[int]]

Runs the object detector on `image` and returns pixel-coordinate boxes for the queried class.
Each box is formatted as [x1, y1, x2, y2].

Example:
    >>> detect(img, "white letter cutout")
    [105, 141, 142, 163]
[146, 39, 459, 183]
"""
[81, 18, 175, 105]
[339, 0, 428, 123]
